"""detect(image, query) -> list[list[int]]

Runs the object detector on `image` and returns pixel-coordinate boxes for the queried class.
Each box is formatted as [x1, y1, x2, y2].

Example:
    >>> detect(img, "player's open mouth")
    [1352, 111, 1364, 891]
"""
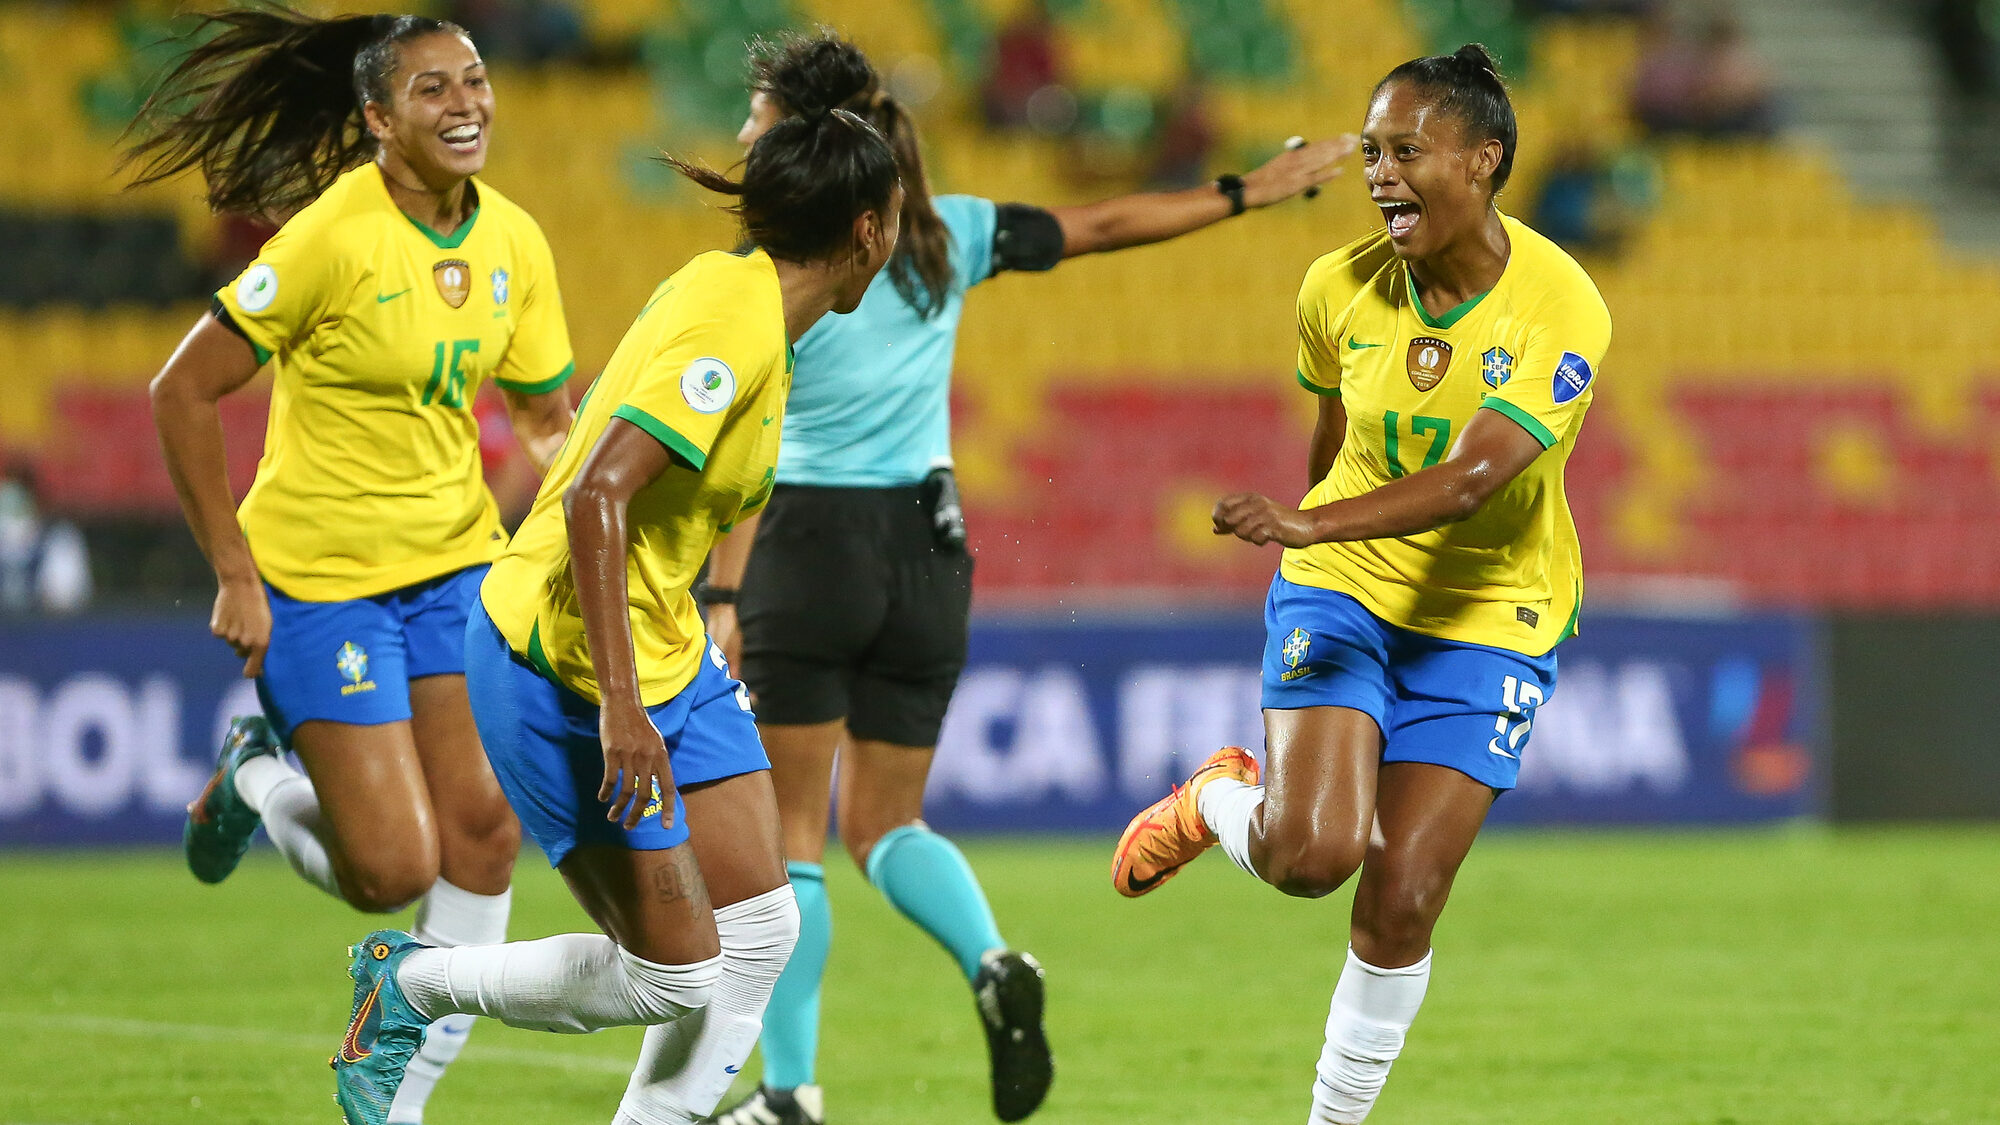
[1379, 201, 1420, 239]
[441, 123, 483, 153]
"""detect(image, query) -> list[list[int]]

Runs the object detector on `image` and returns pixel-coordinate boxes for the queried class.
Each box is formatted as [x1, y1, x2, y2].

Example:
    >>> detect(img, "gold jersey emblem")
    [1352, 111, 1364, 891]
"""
[1406, 336, 1452, 391]
[433, 259, 471, 308]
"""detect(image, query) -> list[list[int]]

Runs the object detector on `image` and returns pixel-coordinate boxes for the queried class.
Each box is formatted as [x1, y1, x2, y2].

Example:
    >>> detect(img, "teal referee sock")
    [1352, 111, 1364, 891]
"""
[759, 861, 829, 1090]
[865, 824, 1005, 981]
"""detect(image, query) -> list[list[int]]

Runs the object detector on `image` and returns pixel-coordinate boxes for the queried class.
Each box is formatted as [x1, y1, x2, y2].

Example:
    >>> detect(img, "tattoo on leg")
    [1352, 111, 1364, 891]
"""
[648, 848, 712, 915]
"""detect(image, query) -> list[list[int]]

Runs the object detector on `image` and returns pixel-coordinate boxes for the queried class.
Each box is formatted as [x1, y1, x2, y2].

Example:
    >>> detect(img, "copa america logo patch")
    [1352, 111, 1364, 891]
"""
[236, 264, 278, 313]
[1553, 351, 1594, 404]
[679, 358, 735, 414]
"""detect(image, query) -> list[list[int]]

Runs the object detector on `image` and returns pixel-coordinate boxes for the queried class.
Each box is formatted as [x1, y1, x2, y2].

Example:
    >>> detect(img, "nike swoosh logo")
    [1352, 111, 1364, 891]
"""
[1346, 337, 1384, 350]
[376, 288, 413, 304]
[1487, 739, 1518, 759]
[724, 1064, 741, 1074]
[761, 416, 774, 426]
[337, 978, 384, 1063]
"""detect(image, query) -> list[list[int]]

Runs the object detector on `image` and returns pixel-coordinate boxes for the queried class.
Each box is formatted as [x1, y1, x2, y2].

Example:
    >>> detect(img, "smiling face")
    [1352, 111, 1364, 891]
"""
[738, 90, 784, 150]
[1361, 80, 1503, 262]
[364, 32, 493, 187]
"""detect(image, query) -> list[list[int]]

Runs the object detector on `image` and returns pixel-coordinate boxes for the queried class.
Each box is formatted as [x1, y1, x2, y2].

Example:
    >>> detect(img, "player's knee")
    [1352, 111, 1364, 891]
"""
[342, 865, 436, 914]
[450, 794, 523, 866]
[617, 944, 722, 1026]
[339, 846, 440, 913]
[1356, 870, 1448, 955]
[1265, 835, 1365, 899]
[836, 815, 905, 873]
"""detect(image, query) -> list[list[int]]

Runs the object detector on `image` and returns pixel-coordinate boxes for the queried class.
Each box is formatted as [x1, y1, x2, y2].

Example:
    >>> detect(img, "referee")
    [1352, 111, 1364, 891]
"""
[705, 31, 1352, 1125]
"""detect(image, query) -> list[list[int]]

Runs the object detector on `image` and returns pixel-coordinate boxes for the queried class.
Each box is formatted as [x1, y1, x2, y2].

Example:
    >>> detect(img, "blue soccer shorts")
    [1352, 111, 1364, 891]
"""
[463, 600, 770, 866]
[255, 564, 490, 742]
[1259, 575, 1559, 791]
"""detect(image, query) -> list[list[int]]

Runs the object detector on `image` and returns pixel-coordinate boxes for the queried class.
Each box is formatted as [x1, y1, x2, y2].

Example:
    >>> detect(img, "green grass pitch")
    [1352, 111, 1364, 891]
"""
[4, 828, 1997, 1124]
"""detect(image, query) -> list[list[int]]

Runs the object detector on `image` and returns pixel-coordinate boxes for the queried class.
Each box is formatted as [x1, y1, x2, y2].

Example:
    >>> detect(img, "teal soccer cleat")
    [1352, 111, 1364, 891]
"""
[183, 715, 280, 884]
[332, 930, 432, 1125]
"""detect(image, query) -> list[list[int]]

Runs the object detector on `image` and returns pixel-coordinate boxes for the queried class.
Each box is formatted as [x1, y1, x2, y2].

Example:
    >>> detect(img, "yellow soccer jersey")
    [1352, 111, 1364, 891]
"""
[1283, 214, 1611, 657]
[217, 163, 574, 601]
[482, 249, 790, 706]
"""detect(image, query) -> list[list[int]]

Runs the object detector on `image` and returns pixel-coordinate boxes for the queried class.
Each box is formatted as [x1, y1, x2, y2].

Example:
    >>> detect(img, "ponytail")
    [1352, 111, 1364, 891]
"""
[123, 8, 468, 217]
[750, 31, 953, 318]
[664, 108, 899, 264]
[1375, 43, 1518, 194]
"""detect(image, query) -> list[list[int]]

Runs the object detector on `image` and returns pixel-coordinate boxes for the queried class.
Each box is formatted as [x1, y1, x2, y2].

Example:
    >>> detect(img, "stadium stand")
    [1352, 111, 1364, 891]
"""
[4, 0, 1998, 607]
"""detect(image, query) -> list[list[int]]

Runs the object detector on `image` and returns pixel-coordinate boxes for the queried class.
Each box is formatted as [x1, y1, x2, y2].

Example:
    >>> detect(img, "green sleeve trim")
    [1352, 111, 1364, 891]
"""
[251, 341, 272, 365]
[1480, 398, 1557, 449]
[612, 403, 707, 471]
[1296, 370, 1341, 397]
[495, 361, 574, 396]
[403, 204, 481, 250]
[785, 343, 795, 374]
[1405, 264, 1491, 330]
[1558, 583, 1582, 644]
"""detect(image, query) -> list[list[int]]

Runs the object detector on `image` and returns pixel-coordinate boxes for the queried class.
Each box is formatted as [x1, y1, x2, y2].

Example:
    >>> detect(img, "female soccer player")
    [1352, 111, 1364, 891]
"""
[704, 32, 1351, 1125]
[134, 11, 575, 1120]
[1110, 46, 1612, 1124]
[327, 106, 903, 1125]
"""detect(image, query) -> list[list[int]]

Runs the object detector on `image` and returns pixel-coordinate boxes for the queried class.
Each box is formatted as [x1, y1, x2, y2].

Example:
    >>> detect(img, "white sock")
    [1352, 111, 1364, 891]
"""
[1197, 777, 1264, 877]
[615, 885, 801, 1125]
[246, 763, 340, 897]
[388, 880, 513, 1125]
[396, 934, 721, 1034]
[1309, 947, 1432, 1124]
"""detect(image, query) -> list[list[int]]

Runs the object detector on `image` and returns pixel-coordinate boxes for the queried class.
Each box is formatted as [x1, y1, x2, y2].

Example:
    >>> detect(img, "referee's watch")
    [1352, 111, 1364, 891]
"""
[1215, 172, 1248, 217]
[693, 580, 738, 607]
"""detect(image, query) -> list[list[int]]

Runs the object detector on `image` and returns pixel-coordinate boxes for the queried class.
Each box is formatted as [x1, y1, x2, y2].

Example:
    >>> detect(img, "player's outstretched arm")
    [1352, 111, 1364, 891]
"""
[1048, 135, 1356, 258]
[1213, 406, 1547, 548]
[150, 314, 271, 676]
[565, 418, 676, 830]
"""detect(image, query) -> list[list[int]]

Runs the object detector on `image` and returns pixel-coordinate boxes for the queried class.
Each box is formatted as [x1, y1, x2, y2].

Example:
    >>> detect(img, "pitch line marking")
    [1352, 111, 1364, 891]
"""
[7, 1012, 633, 1075]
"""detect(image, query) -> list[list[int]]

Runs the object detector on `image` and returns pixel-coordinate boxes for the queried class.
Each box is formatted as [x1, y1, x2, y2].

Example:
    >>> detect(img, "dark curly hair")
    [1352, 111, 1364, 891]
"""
[750, 31, 953, 318]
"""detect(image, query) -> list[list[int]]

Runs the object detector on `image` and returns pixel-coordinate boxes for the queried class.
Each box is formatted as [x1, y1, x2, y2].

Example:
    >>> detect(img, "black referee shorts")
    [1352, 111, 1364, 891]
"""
[737, 483, 973, 748]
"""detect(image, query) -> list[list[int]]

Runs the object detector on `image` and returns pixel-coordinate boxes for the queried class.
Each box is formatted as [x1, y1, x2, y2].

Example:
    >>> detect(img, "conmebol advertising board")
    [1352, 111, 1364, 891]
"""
[0, 611, 1819, 847]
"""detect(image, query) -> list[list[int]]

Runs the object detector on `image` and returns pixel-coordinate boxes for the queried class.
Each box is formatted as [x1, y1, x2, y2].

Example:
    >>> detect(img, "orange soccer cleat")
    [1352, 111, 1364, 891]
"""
[1110, 747, 1260, 898]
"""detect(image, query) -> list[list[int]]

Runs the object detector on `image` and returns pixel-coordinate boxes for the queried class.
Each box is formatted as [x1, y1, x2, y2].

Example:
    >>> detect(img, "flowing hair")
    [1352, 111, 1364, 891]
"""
[122, 7, 468, 217]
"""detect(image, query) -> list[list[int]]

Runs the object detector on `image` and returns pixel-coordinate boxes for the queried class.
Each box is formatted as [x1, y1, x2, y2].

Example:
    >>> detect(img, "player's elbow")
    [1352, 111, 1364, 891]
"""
[1438, 465, 1503, 523]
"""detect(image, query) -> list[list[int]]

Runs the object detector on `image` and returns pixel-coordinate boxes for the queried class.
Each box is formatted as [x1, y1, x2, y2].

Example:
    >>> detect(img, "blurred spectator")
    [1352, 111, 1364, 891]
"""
[1530, 139, 1659, 255]
[1632, 9, 1778, 139]
[1928, 0, 1997, 97]
[0, 464, 92, 615]
[1146, 73, 1218, 189]
[445, 0, 587, 68]
[983, 0, 1069, 129]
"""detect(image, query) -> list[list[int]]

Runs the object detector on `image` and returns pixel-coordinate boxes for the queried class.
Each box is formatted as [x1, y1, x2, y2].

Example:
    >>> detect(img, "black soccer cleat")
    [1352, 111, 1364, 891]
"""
[708, 1083, 824, 1125]
[973, 950, 1053, 1122]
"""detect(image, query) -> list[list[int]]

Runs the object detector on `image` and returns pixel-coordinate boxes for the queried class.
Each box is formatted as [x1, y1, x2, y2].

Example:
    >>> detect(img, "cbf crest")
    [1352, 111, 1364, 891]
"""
[434, 259, 471, 308]
[1279, 627, 1313, 682]
[1481, 346, 1514, 389]
[491, 267, 509, 306]
[1406, 336, 1452, 390]
[336, 642, 377, 696]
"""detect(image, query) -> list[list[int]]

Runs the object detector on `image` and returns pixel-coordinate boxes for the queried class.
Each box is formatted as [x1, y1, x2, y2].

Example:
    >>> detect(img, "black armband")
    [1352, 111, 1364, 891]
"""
[209, 297, 252, 343]
[992, 202, 1065, 274]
